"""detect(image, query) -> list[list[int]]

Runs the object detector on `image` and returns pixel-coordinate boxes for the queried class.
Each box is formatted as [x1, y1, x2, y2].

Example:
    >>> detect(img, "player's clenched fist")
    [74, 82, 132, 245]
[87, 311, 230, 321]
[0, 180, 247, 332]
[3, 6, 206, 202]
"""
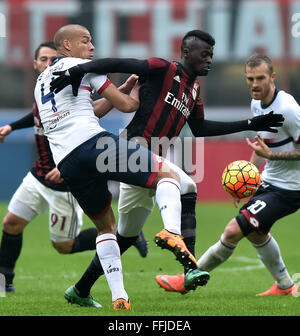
[0, 125, 12, 143]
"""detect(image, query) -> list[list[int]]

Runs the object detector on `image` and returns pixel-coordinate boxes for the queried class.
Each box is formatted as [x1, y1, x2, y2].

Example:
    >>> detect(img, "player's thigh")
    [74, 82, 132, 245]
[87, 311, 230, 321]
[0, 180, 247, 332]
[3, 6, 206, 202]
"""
[7, 172, 48, 223]
[236, 185, 300, 236]
[47, 190, 83, 243]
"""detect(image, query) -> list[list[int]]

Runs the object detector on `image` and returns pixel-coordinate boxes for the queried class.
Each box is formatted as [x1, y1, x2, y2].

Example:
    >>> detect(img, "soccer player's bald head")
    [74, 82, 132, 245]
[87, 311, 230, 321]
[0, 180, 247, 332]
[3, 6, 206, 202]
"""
[53, 24, 94, 59]
[54, 24, 89, 50]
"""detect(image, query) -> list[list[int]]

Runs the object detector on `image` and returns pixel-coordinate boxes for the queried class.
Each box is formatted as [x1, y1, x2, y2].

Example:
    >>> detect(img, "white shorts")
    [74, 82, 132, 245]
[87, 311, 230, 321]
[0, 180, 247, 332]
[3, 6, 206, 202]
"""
[8, 172, 83, 242]
[118, 158, 197, 214]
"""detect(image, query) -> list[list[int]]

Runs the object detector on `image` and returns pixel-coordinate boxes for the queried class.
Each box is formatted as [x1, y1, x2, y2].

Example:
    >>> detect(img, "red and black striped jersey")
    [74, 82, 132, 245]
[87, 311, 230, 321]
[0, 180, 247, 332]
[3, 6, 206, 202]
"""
[125, 58, 204, 154]
[30, 103, 68, 191]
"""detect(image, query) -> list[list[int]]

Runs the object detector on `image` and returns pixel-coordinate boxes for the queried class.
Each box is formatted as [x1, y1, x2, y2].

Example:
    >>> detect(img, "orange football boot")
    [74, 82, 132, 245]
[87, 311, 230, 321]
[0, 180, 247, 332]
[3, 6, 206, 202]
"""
[113, 298, 131, 310]
[257, 283, 298, 296]
[154, 229, 197, 269]
[155, 274, 186, 294]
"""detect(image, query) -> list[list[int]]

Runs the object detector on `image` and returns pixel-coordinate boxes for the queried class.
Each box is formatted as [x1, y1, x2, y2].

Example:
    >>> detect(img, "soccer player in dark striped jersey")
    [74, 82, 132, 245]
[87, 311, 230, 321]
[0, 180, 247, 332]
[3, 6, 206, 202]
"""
[50, 30, 284, 300]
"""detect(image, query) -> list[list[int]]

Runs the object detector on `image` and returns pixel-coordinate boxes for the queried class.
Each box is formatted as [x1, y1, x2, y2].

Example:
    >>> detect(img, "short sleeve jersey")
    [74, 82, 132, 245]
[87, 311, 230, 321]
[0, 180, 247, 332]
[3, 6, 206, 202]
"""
[251, 89, 300, 190]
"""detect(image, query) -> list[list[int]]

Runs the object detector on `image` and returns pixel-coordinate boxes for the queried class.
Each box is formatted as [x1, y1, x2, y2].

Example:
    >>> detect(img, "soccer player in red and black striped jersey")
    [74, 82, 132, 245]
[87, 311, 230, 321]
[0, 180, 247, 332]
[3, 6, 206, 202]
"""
[50, 29, 284, 301]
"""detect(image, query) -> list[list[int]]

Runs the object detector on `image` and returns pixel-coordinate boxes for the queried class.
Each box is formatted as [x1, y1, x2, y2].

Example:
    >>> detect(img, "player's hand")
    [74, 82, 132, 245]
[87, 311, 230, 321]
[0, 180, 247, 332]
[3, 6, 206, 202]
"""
[129, 80, 140, 103]
[118, 74, 139, 95]
[246, 136, 272, 159]
[247, 111, 284, 133]
[50, 65, 85, 96]
[45, 167, 64, 184]
[0, 125, 12, 143]
[232, 196, 241, 208]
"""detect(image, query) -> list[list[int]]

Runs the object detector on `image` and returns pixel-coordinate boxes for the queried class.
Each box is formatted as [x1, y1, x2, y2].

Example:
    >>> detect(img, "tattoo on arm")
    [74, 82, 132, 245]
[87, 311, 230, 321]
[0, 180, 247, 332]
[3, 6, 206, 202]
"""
[269, 150, 300, 160]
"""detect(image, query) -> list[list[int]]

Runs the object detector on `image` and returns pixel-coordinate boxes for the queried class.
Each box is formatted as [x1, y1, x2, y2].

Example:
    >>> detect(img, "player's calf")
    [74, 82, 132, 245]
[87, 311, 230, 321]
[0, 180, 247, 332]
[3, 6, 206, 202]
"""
[52, 239, 74, 254]
[52, 227, 98, 254]
[222, 218, 244, 244]
[2, 212, 28, 235]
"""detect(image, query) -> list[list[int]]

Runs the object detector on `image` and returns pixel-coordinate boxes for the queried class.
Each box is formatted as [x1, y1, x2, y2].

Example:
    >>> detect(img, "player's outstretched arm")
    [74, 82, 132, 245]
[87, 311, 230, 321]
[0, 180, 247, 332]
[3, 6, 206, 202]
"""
[0, 111, 34, 143]
[50, 58, 148, 96]
[188, 111, 284, 137]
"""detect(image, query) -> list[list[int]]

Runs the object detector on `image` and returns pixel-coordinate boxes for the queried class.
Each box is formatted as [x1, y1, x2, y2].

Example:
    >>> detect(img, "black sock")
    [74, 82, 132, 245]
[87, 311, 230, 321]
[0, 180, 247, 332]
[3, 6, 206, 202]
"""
[75, 252, 103, 297]
[116, 233, 139, 254]
[0, 231, 23, 285]
[181, 193, 197, 273]
[70, 228, 98, 253]
[74, 233, 138, 297]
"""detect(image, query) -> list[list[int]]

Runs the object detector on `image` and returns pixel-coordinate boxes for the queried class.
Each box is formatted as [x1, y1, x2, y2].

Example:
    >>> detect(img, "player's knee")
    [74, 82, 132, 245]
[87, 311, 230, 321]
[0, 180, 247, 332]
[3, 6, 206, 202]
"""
[51, 240, 73, 254]
[160, 162, 180, 182]
[2, 213, 26, 235]
[223, 218, 244, 244]
[166, 170, 180, 183]
[184, 180, 197, 195]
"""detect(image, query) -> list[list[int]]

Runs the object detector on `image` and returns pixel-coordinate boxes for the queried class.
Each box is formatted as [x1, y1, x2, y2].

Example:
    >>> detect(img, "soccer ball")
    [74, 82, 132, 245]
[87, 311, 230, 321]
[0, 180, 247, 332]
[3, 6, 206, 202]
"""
[221, 160, 261, 199]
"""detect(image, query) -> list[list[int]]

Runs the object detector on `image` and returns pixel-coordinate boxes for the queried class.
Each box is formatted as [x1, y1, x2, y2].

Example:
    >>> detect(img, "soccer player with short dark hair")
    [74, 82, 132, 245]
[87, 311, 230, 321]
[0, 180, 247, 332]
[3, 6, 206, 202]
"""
[50, 29, 284, 302]
[158, 53, 300, 296]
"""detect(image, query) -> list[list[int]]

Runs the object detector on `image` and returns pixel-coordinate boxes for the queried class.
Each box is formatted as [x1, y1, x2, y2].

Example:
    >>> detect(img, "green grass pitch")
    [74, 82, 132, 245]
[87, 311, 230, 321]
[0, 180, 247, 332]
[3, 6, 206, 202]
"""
[0, 200, 299, 316]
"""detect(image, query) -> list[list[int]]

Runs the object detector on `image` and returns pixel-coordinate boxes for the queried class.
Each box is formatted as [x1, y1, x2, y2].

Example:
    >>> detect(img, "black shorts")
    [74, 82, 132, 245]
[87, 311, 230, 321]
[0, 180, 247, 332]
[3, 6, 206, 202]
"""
[236, 182, 300, 236]
[58, 131, 162, 219]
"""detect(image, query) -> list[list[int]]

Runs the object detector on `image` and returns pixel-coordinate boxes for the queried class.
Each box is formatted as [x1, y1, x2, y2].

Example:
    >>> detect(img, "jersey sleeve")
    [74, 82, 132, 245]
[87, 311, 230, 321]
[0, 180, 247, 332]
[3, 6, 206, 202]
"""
[86, 73, 111, 94]
[147, 57, 170, 71]
[282, 99, 300, 143]
[9, 111, 34, 130]
[193, 96, 205, 120]
[250, 99, 258, 116]
[190, 83, 204, 120]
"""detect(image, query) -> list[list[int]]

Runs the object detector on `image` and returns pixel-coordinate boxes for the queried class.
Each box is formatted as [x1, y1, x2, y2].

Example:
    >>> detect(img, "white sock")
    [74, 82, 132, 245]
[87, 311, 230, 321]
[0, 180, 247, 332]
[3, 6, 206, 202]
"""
[197, 234, 236, 271]
[252, 235, 294, 289]
[96, 233, 128, 302]
[155, 178, 181, 235]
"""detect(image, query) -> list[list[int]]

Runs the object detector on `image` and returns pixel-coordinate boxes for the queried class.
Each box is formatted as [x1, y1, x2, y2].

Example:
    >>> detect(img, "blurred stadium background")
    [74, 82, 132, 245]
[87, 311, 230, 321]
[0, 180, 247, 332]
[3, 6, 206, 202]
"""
[0, 0, 299, 202]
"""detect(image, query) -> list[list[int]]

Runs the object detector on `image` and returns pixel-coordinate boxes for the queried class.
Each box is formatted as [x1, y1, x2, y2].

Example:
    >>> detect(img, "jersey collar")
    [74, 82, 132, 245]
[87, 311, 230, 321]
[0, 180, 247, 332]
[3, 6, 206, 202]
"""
[261, 88, 279, 109]
[50, 56, 66, 66]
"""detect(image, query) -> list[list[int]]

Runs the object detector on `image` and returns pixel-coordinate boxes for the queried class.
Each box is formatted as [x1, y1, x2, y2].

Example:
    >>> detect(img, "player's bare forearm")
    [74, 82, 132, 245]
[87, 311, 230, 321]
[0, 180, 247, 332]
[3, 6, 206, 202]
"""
[93, 98, 112, 118]
[269, 150, 300, 160]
